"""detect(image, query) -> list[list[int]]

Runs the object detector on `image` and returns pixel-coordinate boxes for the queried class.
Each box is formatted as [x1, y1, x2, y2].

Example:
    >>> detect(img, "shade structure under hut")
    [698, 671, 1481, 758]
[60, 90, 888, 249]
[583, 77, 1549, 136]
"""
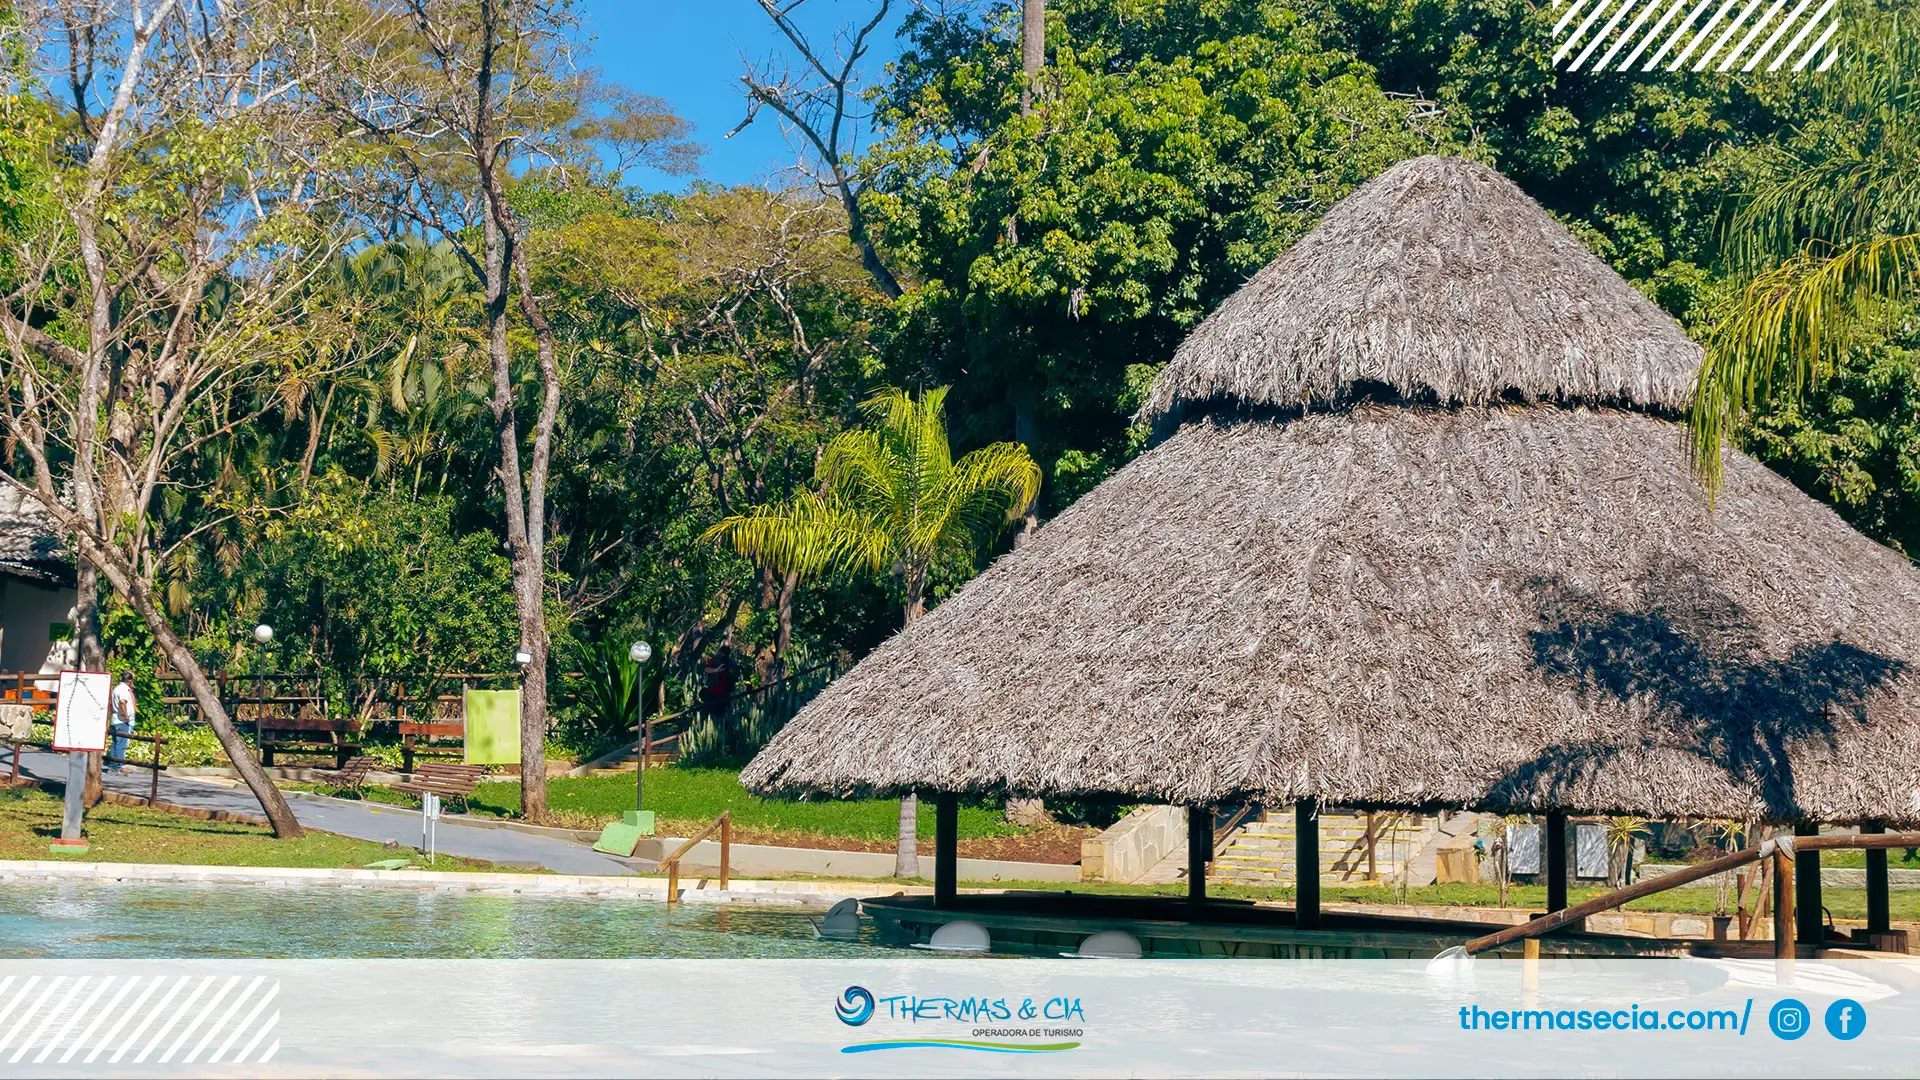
[743, 156, 1920, 952]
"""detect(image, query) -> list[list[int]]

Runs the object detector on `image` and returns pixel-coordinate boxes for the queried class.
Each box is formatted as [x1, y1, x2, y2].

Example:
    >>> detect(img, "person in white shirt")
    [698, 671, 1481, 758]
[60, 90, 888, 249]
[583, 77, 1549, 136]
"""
[108, 673, 137, 773]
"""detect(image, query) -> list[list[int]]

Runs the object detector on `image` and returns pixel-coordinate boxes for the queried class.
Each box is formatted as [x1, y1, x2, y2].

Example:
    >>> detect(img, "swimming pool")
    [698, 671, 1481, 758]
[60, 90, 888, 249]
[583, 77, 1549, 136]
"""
[0, 881, 901, 959]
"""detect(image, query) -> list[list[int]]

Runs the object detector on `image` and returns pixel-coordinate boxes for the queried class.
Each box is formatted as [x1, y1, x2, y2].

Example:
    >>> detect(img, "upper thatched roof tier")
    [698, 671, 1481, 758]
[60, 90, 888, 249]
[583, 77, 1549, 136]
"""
[745, 407, 1920, 825]
[1140, 156, 1702, 424]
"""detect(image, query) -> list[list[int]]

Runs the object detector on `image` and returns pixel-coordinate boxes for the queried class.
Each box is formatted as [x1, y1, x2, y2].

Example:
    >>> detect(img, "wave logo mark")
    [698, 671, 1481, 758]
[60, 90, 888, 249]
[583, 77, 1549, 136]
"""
[835, 986, 875, 1027]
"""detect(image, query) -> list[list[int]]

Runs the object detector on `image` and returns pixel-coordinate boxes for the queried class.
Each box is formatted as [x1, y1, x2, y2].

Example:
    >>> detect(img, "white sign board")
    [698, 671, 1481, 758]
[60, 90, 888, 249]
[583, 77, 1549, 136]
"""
[51, 669, 111, 752]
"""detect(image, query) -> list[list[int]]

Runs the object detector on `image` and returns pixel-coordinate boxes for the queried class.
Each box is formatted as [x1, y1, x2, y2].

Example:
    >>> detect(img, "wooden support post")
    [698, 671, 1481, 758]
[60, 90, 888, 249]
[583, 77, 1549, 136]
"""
[1773, 845, 1795, 960]
[1794, 821, 1822, 947]
[720, 812, 732, 891]
[149, 736, 165, 806]
[1522, 936, 1540, 1000]
[935, 792, 958, 908]
[1545, 811, 1569, 915]
[1187, 806, 1209, 904]
[1864, 821, 1890, 935]
[1297, 798, 1321, 930]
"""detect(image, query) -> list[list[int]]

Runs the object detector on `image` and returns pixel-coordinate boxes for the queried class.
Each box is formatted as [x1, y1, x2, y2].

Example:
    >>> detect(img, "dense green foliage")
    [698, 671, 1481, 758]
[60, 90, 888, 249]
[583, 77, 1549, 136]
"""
[5, 0, 1915, 752]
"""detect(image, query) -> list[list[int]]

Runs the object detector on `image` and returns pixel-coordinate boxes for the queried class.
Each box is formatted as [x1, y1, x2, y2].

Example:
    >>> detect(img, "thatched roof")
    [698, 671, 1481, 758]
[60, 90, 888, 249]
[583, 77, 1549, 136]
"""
[0, 487, 72, 587]
[743, 155, 1920, 825]
[1141, 156, 1701, 426]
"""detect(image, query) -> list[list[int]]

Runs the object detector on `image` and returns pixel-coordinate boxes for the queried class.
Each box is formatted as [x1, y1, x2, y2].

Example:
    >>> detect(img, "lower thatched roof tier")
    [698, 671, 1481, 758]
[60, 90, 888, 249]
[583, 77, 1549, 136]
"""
[744, 407, 1920, 825]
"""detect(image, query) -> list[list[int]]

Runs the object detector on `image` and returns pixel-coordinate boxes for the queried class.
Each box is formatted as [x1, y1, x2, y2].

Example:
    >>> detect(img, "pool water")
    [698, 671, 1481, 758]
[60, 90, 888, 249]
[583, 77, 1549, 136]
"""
[0, 882, 903, 959]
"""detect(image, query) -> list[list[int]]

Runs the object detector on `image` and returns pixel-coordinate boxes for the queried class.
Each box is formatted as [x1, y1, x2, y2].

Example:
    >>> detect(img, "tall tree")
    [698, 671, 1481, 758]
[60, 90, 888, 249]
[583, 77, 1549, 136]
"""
[311, 0, 697, 818]
[708, 386, 1039, 875]
[0, 0, 348, 836]
[738, 0, 902, 299]
[1020, 0, 1043, 114]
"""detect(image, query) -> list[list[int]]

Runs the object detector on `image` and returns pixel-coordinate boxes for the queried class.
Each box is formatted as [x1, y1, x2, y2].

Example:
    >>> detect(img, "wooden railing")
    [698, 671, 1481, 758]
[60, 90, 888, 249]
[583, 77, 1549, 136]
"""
[660, 811, 732, 902]
[6, 732, 167, 806]
[1462, 830, 1920, 957]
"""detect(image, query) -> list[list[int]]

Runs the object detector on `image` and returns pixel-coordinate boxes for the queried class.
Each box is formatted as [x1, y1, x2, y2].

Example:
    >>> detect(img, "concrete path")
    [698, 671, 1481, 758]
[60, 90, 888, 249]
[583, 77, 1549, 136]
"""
[3, 745, 641, 877]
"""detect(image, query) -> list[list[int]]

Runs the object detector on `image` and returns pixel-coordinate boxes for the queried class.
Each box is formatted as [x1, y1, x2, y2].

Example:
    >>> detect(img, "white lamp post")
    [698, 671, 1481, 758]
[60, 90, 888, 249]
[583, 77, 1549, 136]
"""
[629, 641, 652, 815]
[253, 624, 273, 644]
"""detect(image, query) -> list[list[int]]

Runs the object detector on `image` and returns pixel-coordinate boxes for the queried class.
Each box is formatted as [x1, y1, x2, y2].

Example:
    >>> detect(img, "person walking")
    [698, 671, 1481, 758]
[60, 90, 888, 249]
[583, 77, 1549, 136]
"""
[107, 672, 137, 773]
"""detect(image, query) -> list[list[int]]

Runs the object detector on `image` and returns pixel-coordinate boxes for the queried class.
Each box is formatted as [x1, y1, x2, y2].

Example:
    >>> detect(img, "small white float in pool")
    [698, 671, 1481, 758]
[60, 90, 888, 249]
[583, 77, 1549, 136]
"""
[912, 919, 992, 953]
[813, 898, 861, 939]
[1067, 930, 1142, 959]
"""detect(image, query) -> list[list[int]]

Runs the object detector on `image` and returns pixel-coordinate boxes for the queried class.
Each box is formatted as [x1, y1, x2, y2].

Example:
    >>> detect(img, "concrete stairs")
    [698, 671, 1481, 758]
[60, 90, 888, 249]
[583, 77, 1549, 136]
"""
[1209, 810, 1432, 887]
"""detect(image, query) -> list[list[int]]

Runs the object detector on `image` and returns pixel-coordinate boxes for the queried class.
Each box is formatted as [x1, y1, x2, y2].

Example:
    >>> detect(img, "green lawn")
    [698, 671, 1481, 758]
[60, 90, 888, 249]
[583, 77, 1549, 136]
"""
[0, 785, 512, 872]
[465, 768, 1030, 841]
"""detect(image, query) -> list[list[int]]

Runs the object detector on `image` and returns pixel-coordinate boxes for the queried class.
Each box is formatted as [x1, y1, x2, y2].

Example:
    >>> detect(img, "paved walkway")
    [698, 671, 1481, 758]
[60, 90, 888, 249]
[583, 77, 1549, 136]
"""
[3, 746, 641, 877]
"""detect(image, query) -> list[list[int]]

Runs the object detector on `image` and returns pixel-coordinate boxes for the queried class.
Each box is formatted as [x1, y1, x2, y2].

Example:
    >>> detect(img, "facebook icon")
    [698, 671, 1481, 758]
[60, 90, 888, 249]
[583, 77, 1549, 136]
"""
[1825, 998, 1866, 1040]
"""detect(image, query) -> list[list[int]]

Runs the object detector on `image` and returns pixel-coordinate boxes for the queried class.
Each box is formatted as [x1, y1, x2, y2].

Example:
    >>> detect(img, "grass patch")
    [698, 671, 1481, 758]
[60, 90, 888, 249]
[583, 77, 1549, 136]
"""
[463, 768, 1031, 842]
[0, 784, 510, 872]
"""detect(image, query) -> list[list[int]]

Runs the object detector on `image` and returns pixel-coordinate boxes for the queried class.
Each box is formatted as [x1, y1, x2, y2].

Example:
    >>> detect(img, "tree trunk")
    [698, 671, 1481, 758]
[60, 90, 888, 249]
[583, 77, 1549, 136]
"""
[774, 569, 798, 668]
[76, 565, 106, 807]
[511, 548, 549, 817]
[98, 558, 304, 837]
[895, 584, 929, 876]
[1021, 0, 1045, 114]
[896, 791, 920, 878]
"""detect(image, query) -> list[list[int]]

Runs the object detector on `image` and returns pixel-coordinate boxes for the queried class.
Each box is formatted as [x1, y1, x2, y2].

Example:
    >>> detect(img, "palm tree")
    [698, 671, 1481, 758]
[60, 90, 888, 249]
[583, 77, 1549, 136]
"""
[708, 386, 1041, 876]
[1689, 24, 1920, 484]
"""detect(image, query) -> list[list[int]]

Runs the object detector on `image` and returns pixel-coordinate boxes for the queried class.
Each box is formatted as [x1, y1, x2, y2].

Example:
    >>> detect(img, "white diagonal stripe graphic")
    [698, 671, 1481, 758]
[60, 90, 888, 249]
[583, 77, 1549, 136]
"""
[85, 976, 151, 1064]
[1670, 0, 1734, 67]
[111, 974, 186, 1063]
[1772, 0, 1833, 69]
[260, 1037, 281, 1063]
[39, 975, 107, 1063]
[1644, 0, 1713, 67]
[0, 976, 55, 1054]
[1816, 42, 1839, 69]
[1556, 0, 1594, 35]
[234, 1009, 278, 1065]
[13, 976, 82, 1062]
[1695, 0, 1758, 69]
[137, 974, 212, 1063]
[0, 976, 39, 1037]
[211, 981, 277, 1064]
[162, 975, 237, 1063]
[1571, 0, 1643, 69]
[1599, 0, 1665, 69]
[1720, 0, 1786, 70]
[1796, 16, 1839, 68]
[189, 976, 261, 1063]
[1557, 0, 1616, 62]
[1748, 0, 1814, 69]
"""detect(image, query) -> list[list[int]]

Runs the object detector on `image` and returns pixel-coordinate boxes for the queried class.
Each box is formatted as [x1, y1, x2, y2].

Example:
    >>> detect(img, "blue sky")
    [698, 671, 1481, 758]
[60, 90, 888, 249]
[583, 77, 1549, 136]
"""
[578, 1, 910, 191]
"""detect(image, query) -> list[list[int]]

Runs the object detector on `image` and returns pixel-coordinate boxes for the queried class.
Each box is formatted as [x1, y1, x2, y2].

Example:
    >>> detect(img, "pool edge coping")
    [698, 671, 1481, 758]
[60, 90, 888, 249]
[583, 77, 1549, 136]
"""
[0, 858, 932, 905]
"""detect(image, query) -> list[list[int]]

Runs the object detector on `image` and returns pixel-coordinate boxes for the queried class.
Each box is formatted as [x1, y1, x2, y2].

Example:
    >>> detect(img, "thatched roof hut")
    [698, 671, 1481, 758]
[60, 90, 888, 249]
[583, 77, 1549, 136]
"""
[743, 156, 1920, 826]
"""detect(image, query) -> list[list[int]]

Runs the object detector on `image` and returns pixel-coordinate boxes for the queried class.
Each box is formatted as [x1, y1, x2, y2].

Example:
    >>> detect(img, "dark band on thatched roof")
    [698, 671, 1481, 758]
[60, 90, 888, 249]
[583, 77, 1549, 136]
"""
[744, 407, 1920, 825]
[1141, 156, 1702, 425]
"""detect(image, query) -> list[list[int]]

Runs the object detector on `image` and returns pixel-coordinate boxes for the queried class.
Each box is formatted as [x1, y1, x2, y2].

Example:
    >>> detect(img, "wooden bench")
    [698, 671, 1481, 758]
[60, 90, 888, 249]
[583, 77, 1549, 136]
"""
[328, 755, 381, 795]
[246, 711, 362, 769]
[398, 721, 464, 772]
[392, 762, 486, 813]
